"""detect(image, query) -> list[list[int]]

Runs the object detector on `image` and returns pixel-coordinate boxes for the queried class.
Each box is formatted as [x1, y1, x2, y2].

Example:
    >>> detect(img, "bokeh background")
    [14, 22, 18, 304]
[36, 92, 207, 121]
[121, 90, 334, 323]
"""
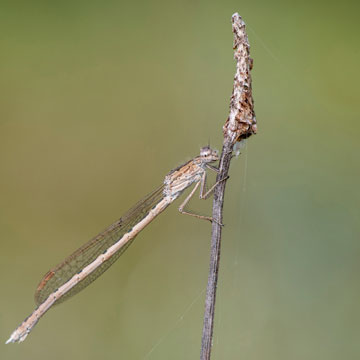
[1, 1, 359, 359]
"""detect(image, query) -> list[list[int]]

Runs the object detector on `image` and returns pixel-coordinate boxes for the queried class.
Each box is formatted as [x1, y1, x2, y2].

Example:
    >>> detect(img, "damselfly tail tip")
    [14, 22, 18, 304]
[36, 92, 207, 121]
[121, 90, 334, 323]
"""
[5, 329, 27, 344]
[5, 335, 14, 344]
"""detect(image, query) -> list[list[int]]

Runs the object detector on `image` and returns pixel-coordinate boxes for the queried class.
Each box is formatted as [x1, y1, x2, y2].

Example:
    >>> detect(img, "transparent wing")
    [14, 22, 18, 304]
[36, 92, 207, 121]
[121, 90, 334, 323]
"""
[34, 185, 165, 306]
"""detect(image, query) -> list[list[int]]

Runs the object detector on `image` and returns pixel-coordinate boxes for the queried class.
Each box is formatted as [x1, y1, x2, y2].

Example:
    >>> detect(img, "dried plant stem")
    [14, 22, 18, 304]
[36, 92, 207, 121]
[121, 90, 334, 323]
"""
[200, 13, 256, 360]
[200, 140, 233, 360]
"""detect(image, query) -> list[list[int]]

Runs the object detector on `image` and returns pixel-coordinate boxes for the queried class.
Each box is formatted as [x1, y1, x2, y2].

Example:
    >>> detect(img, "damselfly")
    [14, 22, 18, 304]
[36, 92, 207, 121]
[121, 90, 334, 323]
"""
[7, 146, 221, 343]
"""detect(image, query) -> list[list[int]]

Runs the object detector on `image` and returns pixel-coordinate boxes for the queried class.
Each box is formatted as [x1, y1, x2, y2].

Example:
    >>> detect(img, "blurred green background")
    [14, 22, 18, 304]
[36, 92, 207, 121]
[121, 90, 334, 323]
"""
[1, 1, 359, 359]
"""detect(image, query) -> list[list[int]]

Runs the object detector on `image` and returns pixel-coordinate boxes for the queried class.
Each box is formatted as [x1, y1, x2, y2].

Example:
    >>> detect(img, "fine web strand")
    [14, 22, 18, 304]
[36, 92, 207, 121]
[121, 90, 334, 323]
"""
[232, 141, 248, 290]
[142, 288, 206, 359]
[248, 23, 325, 113]
[247, 24, 280, 64]
[214, 143, 249, 358]
[213, 291, 223, 359]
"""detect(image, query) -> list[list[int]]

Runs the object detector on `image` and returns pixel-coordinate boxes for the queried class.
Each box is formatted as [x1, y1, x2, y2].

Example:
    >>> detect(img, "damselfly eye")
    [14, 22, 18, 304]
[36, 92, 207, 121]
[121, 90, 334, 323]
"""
[199, 146, 218, 161]
[200, 146, 211, 157]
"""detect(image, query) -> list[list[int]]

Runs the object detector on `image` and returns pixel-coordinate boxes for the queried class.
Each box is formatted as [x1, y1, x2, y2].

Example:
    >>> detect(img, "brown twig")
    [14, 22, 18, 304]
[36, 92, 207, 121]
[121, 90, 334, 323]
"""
[200, 13, 256, 360]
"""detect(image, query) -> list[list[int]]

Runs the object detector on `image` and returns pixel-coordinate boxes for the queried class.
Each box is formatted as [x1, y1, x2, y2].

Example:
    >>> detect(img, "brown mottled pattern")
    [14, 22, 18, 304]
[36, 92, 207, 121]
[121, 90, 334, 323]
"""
[223, 13, 257, 143]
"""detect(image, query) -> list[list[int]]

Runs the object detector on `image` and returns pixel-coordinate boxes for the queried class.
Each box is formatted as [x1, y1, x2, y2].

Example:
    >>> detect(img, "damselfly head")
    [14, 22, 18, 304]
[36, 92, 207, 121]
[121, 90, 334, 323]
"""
[199, 146, 219, 163]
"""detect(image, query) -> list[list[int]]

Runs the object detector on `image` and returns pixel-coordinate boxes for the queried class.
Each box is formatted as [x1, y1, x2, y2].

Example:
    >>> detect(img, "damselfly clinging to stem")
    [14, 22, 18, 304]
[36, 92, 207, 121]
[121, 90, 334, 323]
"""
[7, 146, 223, 344]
